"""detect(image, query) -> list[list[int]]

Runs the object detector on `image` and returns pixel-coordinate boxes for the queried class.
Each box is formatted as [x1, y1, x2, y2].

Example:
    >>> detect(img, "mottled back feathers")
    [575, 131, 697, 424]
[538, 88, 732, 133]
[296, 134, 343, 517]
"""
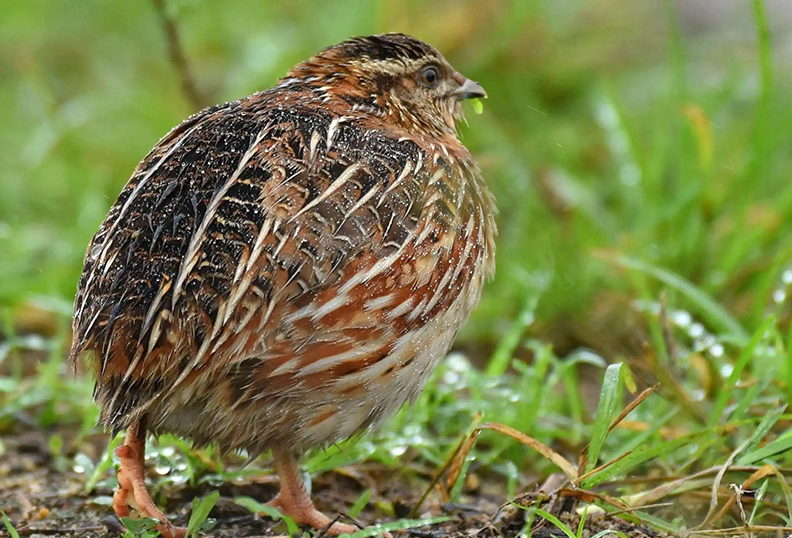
[71, 33, 496, 451]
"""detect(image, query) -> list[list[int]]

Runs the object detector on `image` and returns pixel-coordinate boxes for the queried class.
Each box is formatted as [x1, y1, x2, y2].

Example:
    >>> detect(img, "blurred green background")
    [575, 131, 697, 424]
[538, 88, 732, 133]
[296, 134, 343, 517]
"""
[2, 0, 791, 364]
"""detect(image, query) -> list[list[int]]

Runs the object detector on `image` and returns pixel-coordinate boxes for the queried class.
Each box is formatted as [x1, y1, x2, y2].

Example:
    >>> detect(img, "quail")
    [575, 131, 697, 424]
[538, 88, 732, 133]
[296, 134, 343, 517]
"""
[71, 33, 496, 537]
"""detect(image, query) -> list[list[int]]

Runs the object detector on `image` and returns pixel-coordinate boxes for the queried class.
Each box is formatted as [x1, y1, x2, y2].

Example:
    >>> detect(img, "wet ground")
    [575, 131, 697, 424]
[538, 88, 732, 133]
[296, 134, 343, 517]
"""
[1, 425, 665, 538]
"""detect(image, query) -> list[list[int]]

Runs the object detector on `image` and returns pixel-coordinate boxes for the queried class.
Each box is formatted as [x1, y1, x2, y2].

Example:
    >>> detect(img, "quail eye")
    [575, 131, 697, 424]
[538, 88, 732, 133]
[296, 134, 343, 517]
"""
[417, 65, 441, 88]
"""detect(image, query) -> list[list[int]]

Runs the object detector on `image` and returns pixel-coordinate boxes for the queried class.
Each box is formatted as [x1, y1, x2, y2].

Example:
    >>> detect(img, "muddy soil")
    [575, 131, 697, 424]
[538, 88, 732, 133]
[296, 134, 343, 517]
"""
[0, 424, 664, 538]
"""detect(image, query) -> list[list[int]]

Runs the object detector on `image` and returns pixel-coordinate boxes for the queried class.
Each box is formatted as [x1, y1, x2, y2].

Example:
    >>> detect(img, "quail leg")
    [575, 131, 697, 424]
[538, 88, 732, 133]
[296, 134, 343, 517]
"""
[113, 418, 186, 538]
[267, 445, 361, 535]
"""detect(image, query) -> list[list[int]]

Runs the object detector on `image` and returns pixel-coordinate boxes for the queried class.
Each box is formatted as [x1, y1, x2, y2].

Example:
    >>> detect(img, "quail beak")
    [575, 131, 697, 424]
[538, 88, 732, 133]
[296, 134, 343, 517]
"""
[451, 72, 487, 100]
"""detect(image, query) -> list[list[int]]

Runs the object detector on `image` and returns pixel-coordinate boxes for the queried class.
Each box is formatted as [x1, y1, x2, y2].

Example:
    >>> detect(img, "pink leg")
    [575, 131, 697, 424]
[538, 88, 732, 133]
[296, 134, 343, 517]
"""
[113, 419, 186, 538]
[267, 445, 360, 535]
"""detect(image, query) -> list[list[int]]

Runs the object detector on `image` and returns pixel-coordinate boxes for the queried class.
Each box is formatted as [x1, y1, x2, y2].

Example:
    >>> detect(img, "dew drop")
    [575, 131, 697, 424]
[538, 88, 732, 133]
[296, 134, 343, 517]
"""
[446, 352, 471, 372]
[89, 243, 103, 260]
[155, 465, 171, 475]
[689, 323, 704, 339]
[700, 335, 716, 349]
[443, 371, 460, 385]
[673, 310, 692, 327]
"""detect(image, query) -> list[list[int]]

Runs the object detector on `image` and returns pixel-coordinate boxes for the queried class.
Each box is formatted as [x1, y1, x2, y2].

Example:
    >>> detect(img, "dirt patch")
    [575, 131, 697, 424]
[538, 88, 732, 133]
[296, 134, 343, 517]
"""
[1, 425, 664, 538]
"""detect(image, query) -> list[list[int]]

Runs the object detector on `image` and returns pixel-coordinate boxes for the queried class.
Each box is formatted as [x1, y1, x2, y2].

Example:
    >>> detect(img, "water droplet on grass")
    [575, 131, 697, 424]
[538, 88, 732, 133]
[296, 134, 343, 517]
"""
[709, 344, 724, 358]
[689, 323, 704, 339]
[155, 465, 171, 475]
[673, 310, 692, 327]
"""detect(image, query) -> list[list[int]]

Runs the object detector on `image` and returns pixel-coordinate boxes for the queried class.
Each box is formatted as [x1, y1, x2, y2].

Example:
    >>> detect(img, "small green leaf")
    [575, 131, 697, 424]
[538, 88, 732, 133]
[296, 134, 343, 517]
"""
[348, 489, 371, 518]
[630, 510, 683, 533]
[48, 434, 63, 456]
[234, 496, 300, 536]
[89, 495, 115, 506]
[471, 98, 484, 115]
[120, 516, 159, 535]
[186, 490, 219, 537]
[344, 517, 449, 537]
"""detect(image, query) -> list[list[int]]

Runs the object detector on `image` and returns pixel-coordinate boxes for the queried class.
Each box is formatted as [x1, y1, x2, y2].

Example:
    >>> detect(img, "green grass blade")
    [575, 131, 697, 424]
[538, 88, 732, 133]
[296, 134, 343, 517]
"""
[486, 286, 544, 376]
[2, 513, 21, 538]
[750, 0, 773, 164]
[85, 433, 123, 493]
[576, 505, 589, 538]
[532, 508, 576, 538]
[631, 511, 683, 533]
[583, 431, 709, 488]
[186, 490, 219, 537]
[748, 479, 770, 525]
[589, 531, 629, 538]
[348, 489, 371, 518]
[605, 254, 748, 342]
[738, 431, 792, 465]
[736, 404, 787, 464]
[234, 496, 300, 536]
[708, 316, 775, 428]
[584, 363, 624, 475]
[728, 366, 777, 423]
[344, 517, 449, 537]
[786, 310, 792, 403]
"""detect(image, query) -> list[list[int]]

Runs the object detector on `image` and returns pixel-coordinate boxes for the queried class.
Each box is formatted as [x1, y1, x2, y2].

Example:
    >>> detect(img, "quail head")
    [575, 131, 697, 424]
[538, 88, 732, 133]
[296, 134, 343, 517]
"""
[71, 33, 496, 537]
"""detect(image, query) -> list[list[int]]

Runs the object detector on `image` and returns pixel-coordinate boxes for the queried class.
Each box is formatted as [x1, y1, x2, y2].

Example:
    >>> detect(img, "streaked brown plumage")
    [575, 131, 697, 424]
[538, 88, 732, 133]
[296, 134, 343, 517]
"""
[71, 33, 496, 537]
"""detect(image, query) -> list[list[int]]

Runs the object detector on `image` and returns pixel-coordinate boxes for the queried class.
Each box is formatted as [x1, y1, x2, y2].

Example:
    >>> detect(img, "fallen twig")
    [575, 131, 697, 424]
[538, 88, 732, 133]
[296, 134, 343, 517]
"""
[150, 0, 206, 110]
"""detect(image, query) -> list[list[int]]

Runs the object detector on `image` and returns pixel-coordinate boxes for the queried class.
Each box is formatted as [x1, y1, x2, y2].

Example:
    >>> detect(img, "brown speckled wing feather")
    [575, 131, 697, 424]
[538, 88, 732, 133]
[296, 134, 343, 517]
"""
[71, 88, 493, 438]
